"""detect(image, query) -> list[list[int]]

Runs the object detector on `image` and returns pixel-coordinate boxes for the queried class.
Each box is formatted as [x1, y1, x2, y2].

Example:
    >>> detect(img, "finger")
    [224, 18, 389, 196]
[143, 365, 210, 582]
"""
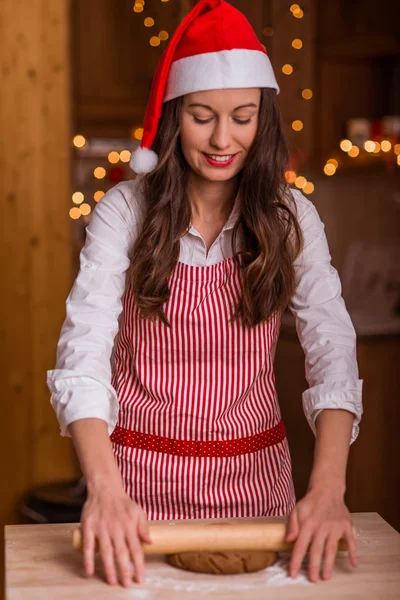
[138, 513, 152, 544]
[289, 527, 313, 578]
[98, 532, 118, 586]
[308, 532, 329, 583]
[126, 529, 146, 584]
[286, 508, 299, 542]
[345, 524, 358, 568]
[322, 535, 339, 581]
[113, 536, 134, 588]
[82, 527, 95, 576]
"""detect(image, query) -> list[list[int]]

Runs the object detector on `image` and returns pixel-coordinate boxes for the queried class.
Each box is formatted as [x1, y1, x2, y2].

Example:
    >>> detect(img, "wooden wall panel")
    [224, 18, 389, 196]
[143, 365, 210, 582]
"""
[73, 0, 182, 137]
[0, 0, 80, 563]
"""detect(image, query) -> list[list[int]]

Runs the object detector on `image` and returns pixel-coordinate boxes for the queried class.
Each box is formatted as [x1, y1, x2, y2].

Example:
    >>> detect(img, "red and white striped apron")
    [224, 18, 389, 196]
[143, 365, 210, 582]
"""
[110, 255, 296, 520]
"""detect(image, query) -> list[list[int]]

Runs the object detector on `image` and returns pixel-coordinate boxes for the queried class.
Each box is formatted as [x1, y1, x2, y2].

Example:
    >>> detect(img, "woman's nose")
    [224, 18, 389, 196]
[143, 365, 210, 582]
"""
[210, 119, 232, 150]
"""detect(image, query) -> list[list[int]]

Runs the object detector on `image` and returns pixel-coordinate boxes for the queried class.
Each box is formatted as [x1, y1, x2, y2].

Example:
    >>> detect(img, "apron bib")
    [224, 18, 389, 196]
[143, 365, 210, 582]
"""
[110, 256, 296, 519]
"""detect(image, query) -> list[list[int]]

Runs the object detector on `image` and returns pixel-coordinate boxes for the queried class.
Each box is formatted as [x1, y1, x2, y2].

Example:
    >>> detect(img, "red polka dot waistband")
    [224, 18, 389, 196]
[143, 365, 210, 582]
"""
[110, 419, 287, 457]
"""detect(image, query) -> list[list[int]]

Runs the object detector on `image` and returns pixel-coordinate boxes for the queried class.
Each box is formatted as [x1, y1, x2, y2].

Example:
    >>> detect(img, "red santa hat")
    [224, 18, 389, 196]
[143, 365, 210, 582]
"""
[130, 0, 279, 174]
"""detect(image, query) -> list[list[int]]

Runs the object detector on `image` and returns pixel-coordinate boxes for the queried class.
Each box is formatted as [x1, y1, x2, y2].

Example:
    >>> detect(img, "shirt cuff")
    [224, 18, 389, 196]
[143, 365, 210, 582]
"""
[47, 373, 119, 438]
[302, 379, 363, 444]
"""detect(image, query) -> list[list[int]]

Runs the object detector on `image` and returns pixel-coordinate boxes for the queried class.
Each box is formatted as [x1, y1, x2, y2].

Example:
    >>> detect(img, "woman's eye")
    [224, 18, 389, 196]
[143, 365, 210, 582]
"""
[194, 117, 212, 124]
[193, 117, 251, 125]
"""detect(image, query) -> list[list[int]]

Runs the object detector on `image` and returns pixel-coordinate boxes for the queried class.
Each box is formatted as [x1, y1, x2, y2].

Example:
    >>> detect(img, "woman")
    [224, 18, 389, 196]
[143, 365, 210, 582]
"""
[47, 0, 363, 589]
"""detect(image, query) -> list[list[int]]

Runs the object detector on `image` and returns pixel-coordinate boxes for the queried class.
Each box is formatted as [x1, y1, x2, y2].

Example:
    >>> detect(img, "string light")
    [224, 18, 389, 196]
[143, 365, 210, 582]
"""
[119, 150, 132, 162]
[94, 191, 105, 202]
[348, 146, 360, 158]
[326, 158, 339, 168]
[94, 167, 106, 179]
[324, 164, 336, 176]
[79, 203, 91, 216]
[373, 142, 381, 153]
[282, 64, 293, 75]
[108, 151, 120, 164]
[324, 158, 339, 173]
[73, 135, 86, 148]
[285, 171, 314, 194]
[285, 171, 296, 184]
[275, 7, 315, 189]
[133, 0, 169, 45]
[364, 140, 375, 153]
[336, 137, 400, 165]
[295, 176, 307, 189]
[72, 192, 84, 204]
[292, 120, 303, 131]
[134, 128, 144, 140]
[271, 4, 398, 181]
[340, 139, 352, 152]
[303, 182, 314, 194]
[69, 207, 81, 220]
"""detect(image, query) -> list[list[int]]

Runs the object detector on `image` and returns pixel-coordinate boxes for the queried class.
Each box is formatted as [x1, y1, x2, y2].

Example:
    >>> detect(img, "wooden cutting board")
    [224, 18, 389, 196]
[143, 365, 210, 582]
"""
[5, 512, 400, 599]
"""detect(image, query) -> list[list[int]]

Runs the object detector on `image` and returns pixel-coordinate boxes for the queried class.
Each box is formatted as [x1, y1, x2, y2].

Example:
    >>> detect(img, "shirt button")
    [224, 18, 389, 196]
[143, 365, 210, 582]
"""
[85, 263, 92, 268]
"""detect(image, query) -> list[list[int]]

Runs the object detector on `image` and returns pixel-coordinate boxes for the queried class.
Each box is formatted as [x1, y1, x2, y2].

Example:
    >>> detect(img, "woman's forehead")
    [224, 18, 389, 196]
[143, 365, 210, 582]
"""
[183, 88, 261, 109]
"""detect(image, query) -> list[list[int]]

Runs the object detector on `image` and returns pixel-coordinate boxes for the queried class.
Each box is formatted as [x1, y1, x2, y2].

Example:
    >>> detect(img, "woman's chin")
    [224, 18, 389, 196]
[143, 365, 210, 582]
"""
[195, 165, 241, 182]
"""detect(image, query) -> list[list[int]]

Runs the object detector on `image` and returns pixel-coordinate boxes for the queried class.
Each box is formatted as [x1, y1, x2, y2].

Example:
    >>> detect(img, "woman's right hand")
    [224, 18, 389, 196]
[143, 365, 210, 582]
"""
[80, 477, 152, 587]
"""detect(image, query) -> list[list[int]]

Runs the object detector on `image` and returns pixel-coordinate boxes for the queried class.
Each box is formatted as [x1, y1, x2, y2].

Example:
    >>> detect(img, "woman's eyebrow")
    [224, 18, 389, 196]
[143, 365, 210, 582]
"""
[188, 103, 258, 111]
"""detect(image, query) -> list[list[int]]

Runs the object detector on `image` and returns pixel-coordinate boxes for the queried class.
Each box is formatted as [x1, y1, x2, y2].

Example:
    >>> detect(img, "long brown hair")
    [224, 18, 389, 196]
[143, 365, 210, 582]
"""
[128, 88, 304, 328]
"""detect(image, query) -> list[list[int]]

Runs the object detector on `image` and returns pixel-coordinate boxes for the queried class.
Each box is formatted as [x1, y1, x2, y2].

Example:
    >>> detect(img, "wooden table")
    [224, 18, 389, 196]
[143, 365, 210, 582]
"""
[5, 512, 400, 599]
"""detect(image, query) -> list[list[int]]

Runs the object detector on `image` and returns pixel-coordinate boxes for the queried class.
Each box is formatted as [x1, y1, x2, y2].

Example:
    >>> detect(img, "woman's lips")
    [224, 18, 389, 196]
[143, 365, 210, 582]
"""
[202, 153, 238, 167]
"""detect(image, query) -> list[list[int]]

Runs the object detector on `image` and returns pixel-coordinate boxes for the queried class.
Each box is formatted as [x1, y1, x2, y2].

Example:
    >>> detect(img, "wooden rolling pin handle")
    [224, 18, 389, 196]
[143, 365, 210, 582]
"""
[72, 522, 355, 555]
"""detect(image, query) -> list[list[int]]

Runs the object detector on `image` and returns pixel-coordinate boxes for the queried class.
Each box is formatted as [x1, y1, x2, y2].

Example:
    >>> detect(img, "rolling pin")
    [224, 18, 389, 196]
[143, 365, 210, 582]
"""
[72, 520, 354, 554]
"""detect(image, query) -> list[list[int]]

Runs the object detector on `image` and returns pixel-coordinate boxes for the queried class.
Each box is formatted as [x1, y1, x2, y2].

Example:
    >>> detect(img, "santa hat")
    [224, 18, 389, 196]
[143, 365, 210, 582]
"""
[130, 0, 279, 174]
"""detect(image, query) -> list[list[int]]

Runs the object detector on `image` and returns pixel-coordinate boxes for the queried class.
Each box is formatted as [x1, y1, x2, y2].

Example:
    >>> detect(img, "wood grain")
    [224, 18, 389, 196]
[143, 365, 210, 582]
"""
[0, 0, 80, 595]
[5, 513, 400, 599]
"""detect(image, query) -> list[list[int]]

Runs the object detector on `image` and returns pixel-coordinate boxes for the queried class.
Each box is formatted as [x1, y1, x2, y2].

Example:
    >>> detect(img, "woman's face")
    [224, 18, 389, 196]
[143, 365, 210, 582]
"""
[180, 88, 261, 182]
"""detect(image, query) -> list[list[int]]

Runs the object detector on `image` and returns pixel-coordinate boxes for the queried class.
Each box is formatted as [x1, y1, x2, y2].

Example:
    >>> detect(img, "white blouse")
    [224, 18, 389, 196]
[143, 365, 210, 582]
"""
[47, 177, 363, 444]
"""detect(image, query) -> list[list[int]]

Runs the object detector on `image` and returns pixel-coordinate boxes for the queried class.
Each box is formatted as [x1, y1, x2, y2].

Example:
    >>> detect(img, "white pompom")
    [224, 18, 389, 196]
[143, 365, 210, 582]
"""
[129, 146, 159, 174]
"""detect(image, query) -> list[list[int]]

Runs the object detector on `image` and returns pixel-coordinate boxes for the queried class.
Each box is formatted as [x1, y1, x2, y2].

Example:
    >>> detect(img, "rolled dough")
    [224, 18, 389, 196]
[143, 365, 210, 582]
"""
[166, 550, 278, 575]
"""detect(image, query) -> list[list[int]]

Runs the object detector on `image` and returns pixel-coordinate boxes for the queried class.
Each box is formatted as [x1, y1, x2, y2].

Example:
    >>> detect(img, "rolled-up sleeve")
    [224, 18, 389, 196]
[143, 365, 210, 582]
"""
[47, 180, 142, 437]
[288, 190, 363, 444]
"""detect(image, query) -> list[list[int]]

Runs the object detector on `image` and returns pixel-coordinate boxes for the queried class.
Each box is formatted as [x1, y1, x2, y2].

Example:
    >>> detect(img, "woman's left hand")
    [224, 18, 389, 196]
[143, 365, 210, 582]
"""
[286, 486, 358, 583]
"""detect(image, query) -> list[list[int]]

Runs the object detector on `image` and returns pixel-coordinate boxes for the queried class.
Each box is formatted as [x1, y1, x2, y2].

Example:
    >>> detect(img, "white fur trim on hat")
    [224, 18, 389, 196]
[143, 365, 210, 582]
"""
[164, 48, 279, 102]
[129, 146, 159, 174]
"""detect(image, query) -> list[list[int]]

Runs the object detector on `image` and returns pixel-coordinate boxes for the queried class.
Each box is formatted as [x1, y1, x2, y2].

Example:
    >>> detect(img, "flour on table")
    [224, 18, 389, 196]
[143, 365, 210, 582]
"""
[355, 528, 381, 547]
[130, 553, 310, 594]
[127, 590, 153, 598]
